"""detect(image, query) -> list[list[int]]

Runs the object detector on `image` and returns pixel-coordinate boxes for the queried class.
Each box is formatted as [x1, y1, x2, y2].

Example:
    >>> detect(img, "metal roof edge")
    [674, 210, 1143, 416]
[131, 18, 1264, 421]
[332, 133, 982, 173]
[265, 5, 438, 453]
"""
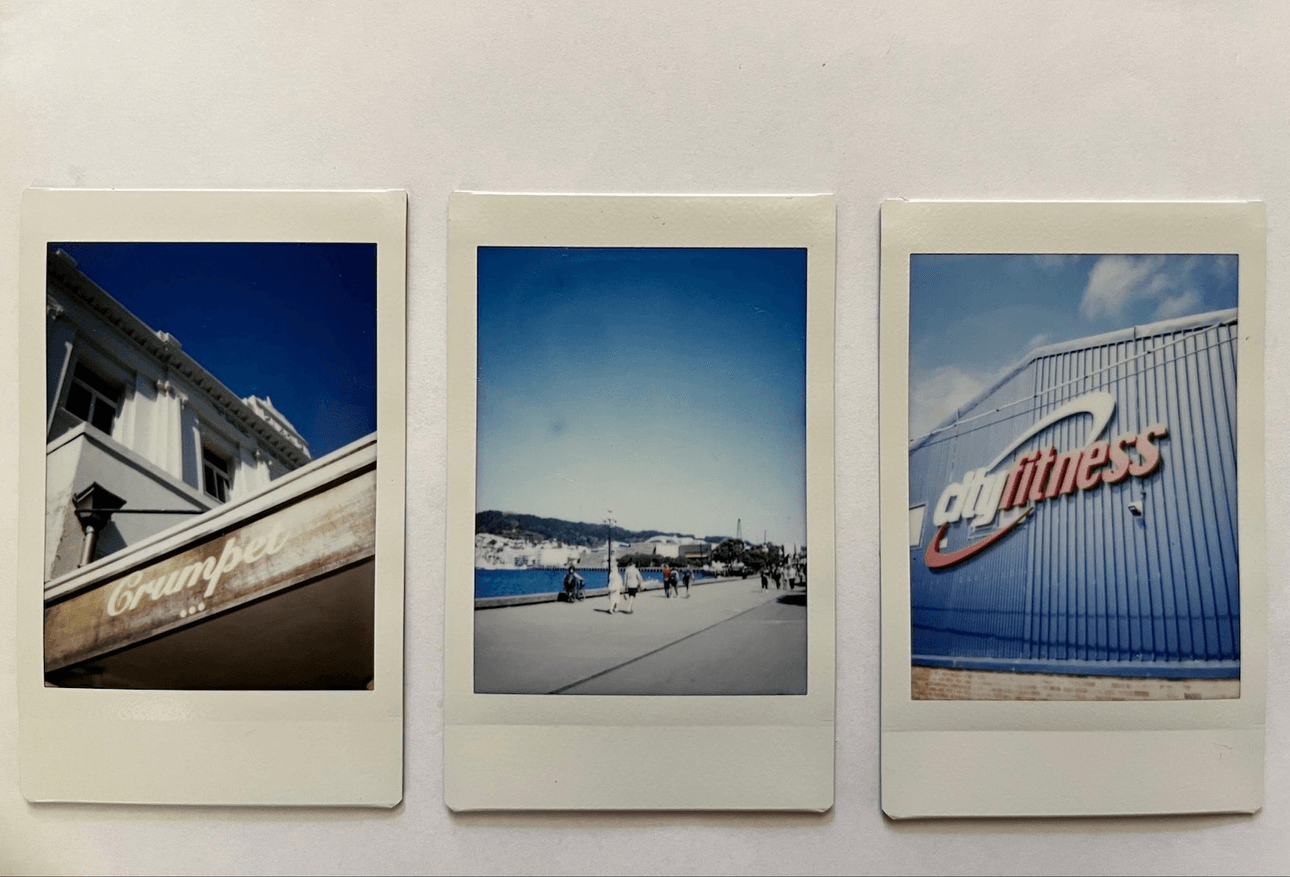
[1027, 307, 1238, 361]
[909, 307, 1240, 450]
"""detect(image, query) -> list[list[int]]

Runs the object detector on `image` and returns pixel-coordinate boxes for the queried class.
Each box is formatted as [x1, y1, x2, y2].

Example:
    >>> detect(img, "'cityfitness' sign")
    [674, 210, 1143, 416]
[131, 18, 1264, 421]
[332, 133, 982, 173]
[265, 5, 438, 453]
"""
[925, 392, 1166, 570]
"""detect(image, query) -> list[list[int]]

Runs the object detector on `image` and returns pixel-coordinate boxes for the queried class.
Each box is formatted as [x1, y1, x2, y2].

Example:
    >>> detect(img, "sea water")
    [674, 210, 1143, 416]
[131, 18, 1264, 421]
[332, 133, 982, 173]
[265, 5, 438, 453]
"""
[474, 567, 706, 599]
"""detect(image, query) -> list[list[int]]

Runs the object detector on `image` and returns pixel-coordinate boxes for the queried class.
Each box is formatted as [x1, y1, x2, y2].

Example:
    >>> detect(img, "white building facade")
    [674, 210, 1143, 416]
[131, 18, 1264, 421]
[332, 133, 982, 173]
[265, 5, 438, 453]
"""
[45, 248, 311, 581]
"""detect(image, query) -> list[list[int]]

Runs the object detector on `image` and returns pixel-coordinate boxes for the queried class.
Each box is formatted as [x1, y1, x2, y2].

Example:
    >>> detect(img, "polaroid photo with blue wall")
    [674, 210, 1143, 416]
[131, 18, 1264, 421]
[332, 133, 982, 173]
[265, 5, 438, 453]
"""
[880, 201, 1266, 818]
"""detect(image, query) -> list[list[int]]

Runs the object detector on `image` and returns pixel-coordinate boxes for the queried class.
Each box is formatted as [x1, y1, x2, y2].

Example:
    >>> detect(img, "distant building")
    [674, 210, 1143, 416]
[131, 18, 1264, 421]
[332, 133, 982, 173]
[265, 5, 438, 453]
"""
[622, 535, 711, 564]
[575, 543, 628, 568]
[678, 541, 711, 563]
[623, 535, 683, 558]
[533, 544, 579, 567]
[475, 534, 579, 568]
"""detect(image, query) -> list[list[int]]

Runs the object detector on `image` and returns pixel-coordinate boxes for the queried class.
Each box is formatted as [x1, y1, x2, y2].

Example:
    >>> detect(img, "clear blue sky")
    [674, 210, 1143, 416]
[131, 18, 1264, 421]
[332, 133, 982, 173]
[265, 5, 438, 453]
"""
[909, 254, 1238, 439]
[51, 242, 377, 459]
[477, 247, 807, 546]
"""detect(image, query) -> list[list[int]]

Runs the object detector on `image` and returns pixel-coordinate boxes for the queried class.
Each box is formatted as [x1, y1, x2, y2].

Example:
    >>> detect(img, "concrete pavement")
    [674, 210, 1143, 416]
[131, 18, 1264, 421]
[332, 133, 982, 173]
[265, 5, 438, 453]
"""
[473, 576, 807, 695]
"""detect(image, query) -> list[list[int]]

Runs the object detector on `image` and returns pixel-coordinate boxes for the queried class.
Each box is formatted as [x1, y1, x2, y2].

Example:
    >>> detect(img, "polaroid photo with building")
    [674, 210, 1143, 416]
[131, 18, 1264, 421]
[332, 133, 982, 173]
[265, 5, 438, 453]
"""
[445, 193, 835, 810]
[879, 200, 1266, 818]
[19, 189, 406, 806]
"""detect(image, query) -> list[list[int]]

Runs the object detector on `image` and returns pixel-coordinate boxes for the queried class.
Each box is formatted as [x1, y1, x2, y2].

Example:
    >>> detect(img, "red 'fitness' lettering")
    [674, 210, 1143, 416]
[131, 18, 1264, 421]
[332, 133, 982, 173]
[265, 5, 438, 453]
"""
[925, 423, 1167, 570]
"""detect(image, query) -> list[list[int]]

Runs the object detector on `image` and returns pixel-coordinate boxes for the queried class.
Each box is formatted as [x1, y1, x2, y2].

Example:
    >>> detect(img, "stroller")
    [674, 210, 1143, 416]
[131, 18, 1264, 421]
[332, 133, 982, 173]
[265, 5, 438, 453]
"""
[562, 567, 585, 602]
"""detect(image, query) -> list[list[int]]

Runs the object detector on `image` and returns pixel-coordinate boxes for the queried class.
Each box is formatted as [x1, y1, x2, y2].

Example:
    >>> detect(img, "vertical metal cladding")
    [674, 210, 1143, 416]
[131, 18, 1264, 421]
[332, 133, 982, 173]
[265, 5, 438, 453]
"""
[909, 310, 1239, 677]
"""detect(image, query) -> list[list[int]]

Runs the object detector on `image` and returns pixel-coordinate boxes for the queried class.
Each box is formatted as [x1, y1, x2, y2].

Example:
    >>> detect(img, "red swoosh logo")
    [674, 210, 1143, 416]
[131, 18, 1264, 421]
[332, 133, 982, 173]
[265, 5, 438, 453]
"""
[924, 506, 1034, 570]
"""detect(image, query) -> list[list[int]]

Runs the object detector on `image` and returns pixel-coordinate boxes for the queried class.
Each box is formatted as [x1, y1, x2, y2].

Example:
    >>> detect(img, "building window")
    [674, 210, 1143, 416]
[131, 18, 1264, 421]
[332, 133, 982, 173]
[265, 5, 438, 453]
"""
[908, 504, 926, 548]
[202, 447, 232, 503]
[64, 363, 122, 434]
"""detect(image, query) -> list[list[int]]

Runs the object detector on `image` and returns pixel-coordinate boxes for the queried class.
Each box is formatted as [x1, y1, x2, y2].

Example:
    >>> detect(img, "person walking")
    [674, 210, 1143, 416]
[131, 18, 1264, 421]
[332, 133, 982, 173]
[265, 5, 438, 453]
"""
[662, 563, 673, 598]
[623, 562, 643, 613]
[760, 568, 769, 590]
[607, 559, 624, 614]
[682, 567, 692, 597]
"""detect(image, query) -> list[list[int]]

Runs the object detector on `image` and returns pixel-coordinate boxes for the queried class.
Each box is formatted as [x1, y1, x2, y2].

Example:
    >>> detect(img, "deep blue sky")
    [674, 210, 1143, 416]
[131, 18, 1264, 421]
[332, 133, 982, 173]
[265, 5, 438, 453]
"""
[51, 242, 376, 459]
[909, 254, 1238, 439]
[477, 247, 807, 545]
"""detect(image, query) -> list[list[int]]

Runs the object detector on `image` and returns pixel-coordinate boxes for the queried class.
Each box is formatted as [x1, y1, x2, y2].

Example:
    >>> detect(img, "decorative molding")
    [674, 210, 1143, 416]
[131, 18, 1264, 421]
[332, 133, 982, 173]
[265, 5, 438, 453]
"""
[153, 378, 189, 408]
[48, 251, 310, 471]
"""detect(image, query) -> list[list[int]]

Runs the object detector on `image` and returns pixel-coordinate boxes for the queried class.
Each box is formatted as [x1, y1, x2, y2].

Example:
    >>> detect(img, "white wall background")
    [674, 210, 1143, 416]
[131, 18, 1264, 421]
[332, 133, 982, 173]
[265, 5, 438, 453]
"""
[2, 2, 1287, 874]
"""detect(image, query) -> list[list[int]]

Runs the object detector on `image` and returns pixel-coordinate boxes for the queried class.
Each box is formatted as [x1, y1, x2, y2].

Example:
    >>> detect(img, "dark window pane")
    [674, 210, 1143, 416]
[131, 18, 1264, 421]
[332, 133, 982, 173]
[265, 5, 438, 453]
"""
[65, 382, 92, 420]
[203, 459, 229, 502]
[73, 364, 120, 399]
[90, 401, 116, 433]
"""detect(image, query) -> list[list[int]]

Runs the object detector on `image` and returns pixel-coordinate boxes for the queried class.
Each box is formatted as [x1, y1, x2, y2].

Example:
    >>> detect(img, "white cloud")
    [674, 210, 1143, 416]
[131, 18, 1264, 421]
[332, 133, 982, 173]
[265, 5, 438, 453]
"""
[1079, 255, 1166, 319]
[1032, 254, 1078, 273]
[1211, 254, 1237, 279]
[909, 366, 990, 439]
[1079, 254, 1221, 322]
[1154, 288, 1202, 320]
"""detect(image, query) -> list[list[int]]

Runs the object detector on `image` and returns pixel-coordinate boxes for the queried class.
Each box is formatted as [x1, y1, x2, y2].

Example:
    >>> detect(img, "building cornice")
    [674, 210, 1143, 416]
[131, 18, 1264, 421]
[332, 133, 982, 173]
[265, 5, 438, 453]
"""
[47, 249, 312, 470]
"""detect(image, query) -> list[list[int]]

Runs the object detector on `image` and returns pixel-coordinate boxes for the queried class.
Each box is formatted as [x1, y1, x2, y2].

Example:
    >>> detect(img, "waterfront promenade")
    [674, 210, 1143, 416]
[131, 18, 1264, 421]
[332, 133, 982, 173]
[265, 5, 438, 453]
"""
[474, 576, 807, 695]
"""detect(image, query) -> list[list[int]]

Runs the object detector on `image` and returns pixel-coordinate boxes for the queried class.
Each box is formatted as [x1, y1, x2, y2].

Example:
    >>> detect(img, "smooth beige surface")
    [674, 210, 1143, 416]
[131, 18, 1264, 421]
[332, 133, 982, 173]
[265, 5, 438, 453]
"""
[882, 729, 1264, 818]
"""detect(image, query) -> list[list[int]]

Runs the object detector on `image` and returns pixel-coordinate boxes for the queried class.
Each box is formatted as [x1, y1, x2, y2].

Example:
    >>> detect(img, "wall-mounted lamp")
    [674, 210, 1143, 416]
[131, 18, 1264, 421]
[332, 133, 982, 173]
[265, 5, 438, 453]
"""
[1126, 500, 1144, 518]
[72, 482, 126, 567]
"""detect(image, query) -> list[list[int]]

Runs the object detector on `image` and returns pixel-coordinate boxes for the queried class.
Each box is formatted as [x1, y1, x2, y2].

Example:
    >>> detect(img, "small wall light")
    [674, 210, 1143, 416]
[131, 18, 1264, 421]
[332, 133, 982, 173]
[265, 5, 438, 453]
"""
[72, 482, 126, 567]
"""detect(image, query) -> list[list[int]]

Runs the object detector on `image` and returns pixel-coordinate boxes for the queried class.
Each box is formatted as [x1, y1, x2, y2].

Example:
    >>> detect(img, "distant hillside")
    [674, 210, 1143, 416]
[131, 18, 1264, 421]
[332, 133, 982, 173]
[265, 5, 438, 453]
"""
[476, 510, 726, 547]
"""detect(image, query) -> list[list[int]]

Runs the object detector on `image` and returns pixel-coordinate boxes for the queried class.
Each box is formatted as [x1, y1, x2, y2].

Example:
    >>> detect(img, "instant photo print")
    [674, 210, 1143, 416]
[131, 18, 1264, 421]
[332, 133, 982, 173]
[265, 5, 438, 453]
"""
[445, 193, 836, 811]
[879, 201, 1266, 817]
[19, 189, 407, 806]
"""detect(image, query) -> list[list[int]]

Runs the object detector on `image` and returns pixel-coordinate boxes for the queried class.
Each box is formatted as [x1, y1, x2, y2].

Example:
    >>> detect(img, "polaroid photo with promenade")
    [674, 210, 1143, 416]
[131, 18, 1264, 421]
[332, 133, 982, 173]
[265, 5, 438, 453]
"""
[879, 201, 1266, 818]
[19, 189, 406, 806]
[445, 193, 835, 811]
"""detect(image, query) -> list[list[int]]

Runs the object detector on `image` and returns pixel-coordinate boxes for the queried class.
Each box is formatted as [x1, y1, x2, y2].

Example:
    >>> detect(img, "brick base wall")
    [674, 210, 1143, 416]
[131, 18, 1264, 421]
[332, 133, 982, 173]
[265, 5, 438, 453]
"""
[911, 665, 1239, 701]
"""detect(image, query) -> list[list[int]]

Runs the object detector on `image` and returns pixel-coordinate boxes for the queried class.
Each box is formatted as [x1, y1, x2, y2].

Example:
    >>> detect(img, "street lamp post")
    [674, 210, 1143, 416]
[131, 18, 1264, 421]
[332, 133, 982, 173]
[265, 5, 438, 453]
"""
[604, 509, 616, 580]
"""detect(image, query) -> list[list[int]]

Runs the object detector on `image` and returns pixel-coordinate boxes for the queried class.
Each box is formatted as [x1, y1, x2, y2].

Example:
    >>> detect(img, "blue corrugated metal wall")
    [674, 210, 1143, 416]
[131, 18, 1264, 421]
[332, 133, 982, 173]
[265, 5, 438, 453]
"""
[909, 313, 1239, 677]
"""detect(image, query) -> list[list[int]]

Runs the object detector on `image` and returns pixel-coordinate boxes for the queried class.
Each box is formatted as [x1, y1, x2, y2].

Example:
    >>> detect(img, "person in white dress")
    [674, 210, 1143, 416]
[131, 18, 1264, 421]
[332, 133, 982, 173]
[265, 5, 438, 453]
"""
[607, 558, 624, 614]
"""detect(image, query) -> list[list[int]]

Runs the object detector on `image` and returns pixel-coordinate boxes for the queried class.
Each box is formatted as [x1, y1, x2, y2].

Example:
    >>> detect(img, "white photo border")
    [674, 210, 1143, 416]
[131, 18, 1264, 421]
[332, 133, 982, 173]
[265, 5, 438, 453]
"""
[445, 193, 836, 811]
[879, 201, 1266, 817]
[18, 189, 407, 806]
